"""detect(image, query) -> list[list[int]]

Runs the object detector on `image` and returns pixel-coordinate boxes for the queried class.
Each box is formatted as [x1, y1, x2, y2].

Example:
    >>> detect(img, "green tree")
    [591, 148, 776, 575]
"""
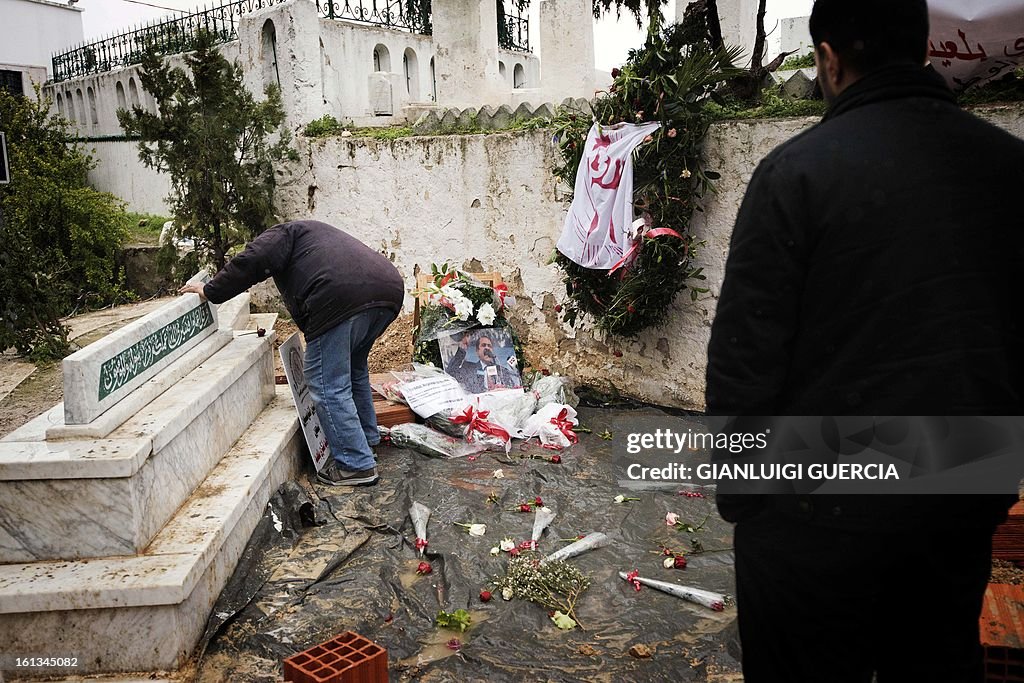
[118, 30, 295, 271]
[0, 87, 132, 362]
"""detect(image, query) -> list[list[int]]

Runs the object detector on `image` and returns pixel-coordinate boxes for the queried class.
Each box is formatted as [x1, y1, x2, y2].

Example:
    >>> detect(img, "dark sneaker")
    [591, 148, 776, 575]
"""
[317, 461, 379, 487]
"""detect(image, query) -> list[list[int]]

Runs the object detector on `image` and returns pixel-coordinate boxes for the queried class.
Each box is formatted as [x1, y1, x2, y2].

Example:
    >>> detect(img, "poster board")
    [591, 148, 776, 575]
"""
[279, 332, 330, 472]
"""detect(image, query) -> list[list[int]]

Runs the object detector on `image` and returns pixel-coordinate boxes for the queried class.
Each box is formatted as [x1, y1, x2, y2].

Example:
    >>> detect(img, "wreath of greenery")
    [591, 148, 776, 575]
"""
[550, 20, 742, 338]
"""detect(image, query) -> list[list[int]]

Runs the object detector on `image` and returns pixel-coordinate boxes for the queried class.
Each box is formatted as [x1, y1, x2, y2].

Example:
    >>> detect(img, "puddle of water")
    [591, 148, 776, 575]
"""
[397, 610, 491, 667]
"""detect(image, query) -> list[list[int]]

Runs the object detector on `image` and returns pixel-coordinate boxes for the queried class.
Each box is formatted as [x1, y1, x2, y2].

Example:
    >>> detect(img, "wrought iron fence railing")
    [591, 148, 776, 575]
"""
[498, 1, 529, 53]
[51, 0, 527, 84]
[51, 0, 286, 83]
[51, 0, 434, 83]
[315, 0, 432, 34]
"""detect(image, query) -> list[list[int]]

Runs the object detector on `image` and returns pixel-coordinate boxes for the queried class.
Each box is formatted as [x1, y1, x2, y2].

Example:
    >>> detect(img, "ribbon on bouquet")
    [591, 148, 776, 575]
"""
[550, 408, 579, 446]
[452, 406, 511, 443]
[608, 227, 686, 276]
[494, 282, 509, 309]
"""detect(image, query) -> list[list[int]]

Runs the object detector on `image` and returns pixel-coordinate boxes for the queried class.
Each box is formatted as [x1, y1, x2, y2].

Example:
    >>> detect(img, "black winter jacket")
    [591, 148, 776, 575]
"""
[706, 65, 1024, 530]
[203, 220, 405, 340]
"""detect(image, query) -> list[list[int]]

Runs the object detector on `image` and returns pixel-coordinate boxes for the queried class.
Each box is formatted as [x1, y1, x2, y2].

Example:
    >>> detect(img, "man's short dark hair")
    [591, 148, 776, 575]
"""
[809, 0, 929, 75]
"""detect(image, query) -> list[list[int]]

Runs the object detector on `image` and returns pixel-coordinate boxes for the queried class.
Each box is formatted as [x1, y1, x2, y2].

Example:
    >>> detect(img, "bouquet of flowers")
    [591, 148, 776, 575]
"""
[617, 571, 731, 612]
[494, 557, 592, 629]
[409, 501, 431, 556]
[523, 404, 579, 449]
[413, 263, 526, 370]
[531, 505, 557, 548]
[528, 373, 580, 410]
[383, 423, 490, 459]
[541, 532, 611, 565]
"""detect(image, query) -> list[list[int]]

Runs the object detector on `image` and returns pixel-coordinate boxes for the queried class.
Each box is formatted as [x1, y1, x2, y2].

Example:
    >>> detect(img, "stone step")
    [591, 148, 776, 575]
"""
[0, 332, 276, 563]
[0, 387, 302, 676]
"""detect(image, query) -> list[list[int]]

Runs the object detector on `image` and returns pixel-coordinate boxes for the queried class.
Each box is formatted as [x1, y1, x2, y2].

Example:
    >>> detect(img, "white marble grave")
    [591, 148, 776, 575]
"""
[0, 291, 304, 677]
[62, 294, 220, 425]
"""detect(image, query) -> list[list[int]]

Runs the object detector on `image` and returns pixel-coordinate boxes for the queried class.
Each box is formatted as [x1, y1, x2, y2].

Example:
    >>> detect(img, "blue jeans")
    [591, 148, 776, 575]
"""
[304, 307, 396, 471]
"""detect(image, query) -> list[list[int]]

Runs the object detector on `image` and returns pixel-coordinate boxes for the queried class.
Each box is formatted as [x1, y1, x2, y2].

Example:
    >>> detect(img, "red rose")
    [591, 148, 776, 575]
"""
[554, 304, 562, 312]
[509, 547, 521, 557]
[627, 305, 635, 313]
[416, 561, 432, 575]
[519, 504, 531, 513]
[614, 350, 623, 358]
[550, 454, 562, 464]
[535, 497, 543, 506]
[541, 368, 551, 376]
[674, 555, 688, 569]
[480, 590, 492, 602]
[611, 67, 621, 78]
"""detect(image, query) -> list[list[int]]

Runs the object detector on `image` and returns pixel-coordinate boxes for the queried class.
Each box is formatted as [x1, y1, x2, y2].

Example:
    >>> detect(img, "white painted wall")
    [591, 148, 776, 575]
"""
[86, 139, 172, 215]
[43, 1, 543, 133]
[0, 63, 47, 96]
[0, 0, 83, 75]
[781, 16, 812, 56]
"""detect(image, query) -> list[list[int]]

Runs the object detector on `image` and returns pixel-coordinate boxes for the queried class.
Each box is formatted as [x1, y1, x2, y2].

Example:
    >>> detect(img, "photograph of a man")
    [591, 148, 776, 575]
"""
[440, 328, 522, 394]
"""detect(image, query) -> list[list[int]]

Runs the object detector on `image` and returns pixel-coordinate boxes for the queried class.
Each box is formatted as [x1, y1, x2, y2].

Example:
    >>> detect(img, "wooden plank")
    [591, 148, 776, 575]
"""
[993, 502, 1024, 562]
[374, 399, 415, 428]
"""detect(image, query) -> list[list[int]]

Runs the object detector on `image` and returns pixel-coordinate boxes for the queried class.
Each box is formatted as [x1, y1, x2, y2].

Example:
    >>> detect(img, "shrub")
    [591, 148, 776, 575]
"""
[0, 87, 132, 361]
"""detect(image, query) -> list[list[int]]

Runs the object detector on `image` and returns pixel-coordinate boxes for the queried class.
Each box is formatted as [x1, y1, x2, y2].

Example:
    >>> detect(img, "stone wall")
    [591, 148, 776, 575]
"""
[272, 118, 819, 410]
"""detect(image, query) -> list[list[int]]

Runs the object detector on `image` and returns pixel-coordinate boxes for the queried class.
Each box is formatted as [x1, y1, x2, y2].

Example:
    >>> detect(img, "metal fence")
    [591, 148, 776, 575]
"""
[51, 0, 285, 83]
[316, 0, 431, 34]
[499, 1, 529, 53]
[51, 0, 527, 84]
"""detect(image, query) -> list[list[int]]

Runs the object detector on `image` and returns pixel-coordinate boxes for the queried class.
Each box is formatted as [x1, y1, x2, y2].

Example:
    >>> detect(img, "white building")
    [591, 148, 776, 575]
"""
[39, 0, 598, 138]
[0, 0, 83, 95]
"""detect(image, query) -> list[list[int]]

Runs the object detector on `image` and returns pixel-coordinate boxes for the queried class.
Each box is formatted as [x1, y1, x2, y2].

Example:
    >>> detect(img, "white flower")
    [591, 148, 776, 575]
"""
[476, 302, 497, 326]
[500, 537, 516, 552]
[490, 546, 500, 556]
[614, 495, 625, 504]
[502, 587, 514, 601]
[493, 469, 505, 479]
[468, 523, 487, 536]
[666, 512, 680, 526]
[454, 297, 475, 322]
[663, 557, 675, 569]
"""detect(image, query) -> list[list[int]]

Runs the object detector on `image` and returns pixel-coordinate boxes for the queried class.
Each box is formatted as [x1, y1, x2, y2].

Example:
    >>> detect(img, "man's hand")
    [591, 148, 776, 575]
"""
[179, 282, 208, 301]
[459, 333, 471, 350]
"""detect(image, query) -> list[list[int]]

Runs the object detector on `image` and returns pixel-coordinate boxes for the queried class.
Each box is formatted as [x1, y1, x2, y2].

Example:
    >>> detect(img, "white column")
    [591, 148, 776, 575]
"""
[539, 0, 596, 101]
[432, 0, 503, 108]
[238, 0, 325, 126]
[675, 0, 759, 64]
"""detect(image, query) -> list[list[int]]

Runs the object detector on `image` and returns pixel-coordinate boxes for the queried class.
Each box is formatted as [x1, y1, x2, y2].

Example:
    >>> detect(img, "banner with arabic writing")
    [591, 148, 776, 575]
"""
[929, 0, 1024, 92]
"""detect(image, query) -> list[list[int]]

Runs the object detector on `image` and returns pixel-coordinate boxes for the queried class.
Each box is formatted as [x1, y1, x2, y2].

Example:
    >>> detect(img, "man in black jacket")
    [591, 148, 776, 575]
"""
[180, 220, 404, 487]
[706, 1, 1023, 680]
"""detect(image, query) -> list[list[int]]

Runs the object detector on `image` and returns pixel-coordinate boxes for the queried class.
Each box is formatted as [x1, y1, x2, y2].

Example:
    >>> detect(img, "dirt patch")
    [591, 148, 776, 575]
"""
[992, 559, 1024, 585]
[0, 359, 62, 438]
[270, 312, 413, 379]
[369, 312, 414, 373]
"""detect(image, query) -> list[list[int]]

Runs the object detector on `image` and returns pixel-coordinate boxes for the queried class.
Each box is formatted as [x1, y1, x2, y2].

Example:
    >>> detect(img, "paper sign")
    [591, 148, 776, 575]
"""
[929, 0, 1024, 91]
[400, 375, 467, 418]
[279, 332, 330, 472]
